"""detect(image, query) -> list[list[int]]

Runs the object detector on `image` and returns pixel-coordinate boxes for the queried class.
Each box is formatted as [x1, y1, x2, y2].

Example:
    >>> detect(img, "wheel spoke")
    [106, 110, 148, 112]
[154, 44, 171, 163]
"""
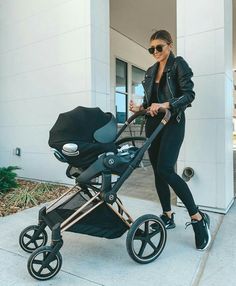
[150, 228, 161, 238]
[34, 241, 39, 248]
[147, 239, 158, 251]
[25, 241, 33, 247]
[47, 264, 54, 273]
[138, 241, 147, 257]
[33, 259, 43, 265]
[37, 265, 44, 275]
[24, 234, 32, 239]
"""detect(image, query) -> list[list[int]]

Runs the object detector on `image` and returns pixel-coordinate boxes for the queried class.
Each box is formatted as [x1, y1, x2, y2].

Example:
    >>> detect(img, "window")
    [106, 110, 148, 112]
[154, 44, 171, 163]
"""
[132, 66, 145, 98]
[115, 59, 127, 123]
[115, 59, 145, 123]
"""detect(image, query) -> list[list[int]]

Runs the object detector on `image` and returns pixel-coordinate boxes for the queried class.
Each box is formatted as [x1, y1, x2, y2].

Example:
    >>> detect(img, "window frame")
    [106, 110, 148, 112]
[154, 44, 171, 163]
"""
[115, 57, 145, 124]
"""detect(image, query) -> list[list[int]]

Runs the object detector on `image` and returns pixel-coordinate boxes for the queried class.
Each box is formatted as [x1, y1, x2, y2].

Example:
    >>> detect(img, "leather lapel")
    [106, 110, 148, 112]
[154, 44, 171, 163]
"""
[142, 62, 158, 102]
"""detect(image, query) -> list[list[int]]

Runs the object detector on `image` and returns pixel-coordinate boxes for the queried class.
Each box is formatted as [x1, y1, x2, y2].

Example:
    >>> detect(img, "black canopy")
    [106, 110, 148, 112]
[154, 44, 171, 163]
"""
[49, 106, 117, 168]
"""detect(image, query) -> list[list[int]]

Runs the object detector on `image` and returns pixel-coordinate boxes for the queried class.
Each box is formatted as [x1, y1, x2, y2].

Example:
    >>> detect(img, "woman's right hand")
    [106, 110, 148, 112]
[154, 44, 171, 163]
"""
[129, 99, 143, 113]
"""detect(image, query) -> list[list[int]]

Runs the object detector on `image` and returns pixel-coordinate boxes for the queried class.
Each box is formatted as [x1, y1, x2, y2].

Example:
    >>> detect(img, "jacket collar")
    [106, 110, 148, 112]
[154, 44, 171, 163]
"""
[163, 51, 175, 72]
[146, 51, 176, 77]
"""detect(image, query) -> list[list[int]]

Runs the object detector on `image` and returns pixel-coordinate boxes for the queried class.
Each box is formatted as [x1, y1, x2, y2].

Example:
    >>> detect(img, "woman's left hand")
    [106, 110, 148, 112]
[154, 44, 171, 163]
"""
[149, 102, 170, 117]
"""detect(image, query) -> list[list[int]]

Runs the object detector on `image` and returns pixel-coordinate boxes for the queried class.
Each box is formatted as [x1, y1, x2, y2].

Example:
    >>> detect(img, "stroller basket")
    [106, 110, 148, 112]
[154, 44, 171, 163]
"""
[46, 190, 128, 239]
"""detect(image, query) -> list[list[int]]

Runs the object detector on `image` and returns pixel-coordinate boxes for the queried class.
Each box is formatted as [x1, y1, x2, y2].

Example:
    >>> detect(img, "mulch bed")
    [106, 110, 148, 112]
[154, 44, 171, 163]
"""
[0, 179, 70, 217]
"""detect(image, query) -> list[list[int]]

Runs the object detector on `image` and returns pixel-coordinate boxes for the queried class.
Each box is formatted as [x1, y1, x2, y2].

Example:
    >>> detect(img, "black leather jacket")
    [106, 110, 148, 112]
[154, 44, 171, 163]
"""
[142, 52, 195, 121]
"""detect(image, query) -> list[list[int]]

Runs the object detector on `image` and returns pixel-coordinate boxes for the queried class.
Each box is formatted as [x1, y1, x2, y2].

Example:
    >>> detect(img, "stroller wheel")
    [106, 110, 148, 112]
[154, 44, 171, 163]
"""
[126, 214, 167, 264]
[19, 225, 48, 253]
[27, 246, 62, 280]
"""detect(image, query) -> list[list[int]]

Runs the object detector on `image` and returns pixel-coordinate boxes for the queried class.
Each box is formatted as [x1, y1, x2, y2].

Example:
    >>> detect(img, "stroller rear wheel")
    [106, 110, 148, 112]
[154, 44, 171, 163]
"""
[27, 246, 62, 280]
[126, 214, 167, 264]
[19, 225, 48, 253]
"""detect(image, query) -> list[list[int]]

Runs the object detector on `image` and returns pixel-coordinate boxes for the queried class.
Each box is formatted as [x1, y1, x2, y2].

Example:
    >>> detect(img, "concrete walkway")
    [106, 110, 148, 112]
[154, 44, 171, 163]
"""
[0, 166, 235, 286]
[0, 192, 235, 286]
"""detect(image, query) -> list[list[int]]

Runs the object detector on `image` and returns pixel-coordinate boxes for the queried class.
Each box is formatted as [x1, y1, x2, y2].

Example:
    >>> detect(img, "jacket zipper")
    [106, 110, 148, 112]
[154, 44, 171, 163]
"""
[166, 73, 174, 99]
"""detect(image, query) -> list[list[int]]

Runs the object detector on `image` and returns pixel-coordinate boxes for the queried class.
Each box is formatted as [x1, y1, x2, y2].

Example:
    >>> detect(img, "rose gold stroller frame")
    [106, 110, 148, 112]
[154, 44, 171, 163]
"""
[45, 183, 133, 234]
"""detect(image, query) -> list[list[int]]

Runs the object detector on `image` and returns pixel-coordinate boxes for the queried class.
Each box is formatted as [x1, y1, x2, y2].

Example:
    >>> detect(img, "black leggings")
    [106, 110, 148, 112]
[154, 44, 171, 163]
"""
[145, 113, 198, 216]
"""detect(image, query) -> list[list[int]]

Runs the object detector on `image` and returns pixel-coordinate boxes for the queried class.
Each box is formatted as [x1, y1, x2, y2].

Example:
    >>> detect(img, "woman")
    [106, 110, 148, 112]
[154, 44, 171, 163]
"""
[129, 30, 211, 251]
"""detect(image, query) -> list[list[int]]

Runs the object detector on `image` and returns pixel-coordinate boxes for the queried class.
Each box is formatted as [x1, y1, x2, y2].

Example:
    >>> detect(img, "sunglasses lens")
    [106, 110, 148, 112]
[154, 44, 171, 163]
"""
[148, 47, 155, 54]
[156, 45, 163, 52]
[148, 45, 165, 54]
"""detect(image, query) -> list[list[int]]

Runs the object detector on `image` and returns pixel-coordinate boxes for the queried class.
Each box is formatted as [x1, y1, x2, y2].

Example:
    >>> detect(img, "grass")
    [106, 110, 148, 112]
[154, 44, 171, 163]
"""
[0, 179, 70, 217]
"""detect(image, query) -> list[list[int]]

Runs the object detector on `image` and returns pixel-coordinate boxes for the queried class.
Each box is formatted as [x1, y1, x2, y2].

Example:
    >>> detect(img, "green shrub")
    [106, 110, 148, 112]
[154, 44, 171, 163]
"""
[0, 166, 20, 194]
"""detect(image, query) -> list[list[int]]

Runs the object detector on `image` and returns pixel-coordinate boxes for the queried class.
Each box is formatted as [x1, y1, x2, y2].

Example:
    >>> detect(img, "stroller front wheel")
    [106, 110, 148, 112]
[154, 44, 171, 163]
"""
[19, 225, 48, 253]
[126, 214, 167, 264]
[27, 246, 62, 280]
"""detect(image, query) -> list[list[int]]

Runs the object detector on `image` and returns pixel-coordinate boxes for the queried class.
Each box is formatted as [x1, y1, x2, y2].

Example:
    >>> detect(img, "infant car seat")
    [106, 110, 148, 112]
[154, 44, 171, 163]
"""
[49, 106, 117, 169]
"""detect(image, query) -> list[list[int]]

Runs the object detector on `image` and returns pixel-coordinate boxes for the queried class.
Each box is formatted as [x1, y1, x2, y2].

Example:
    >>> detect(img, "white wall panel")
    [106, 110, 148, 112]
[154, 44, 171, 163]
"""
[0, 0, 69, 26]
[0, 26, 91, 77]
[0, 0, 111, 184]
[91, 0, 109, 33]
[0, 92, 92, 127]
[185, 30, 224, 76]
[176, 36, 185, 57]
[0, 125, 51, 154]
[177, 0, 233, 213]
[0, 151, 11, 167]
[0, 60, 91, 102]
[15, 152, 72, 184]
[92, 91, 108, 113]
[184, 119, 216, 164]
[176, 0, 185, 38]
[92, 60, 109, 94]
[177, 161, 217, 207]
[185, 0, 224, 35]
[91, 28, 109, 64]
[189, 74, 225, 119]
[0, 0, 90, 53]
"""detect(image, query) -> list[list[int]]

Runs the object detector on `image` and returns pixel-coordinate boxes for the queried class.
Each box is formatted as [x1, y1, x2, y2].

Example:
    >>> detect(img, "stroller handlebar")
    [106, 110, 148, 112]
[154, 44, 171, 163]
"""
[126, 107, 172, 124]
[116, 107, 172, 140]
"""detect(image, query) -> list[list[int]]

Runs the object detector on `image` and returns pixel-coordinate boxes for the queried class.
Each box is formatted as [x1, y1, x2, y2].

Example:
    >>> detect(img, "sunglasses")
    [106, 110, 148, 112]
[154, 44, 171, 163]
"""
[148, 44, 167, 54]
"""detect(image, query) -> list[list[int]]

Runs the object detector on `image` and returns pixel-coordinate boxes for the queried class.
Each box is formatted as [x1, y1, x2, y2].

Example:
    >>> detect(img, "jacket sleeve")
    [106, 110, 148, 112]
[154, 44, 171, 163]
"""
[169, 57, 195, 112]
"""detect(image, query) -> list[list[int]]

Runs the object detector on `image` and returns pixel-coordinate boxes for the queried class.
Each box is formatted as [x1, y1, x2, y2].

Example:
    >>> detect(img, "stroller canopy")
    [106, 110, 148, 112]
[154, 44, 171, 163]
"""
[49, 106, 117, 168]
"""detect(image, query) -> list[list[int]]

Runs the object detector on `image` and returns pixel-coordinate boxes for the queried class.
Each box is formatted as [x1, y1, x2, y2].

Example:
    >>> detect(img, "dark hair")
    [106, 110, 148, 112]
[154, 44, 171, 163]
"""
[150, 30, 173, 44]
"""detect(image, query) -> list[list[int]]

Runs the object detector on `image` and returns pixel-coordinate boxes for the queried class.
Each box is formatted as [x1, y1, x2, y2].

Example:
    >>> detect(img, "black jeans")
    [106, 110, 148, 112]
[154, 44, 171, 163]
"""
[145, 113, 198, 216]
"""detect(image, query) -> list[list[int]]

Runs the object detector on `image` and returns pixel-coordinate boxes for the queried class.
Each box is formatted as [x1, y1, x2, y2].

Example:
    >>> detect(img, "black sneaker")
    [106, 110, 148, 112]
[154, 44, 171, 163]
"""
[185, 211, 211, 251]
[151, 212, 176, 230]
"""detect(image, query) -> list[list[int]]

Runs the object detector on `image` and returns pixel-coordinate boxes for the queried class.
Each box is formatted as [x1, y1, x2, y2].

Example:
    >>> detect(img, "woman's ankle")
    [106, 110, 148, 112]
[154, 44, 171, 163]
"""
[164, 211, 173, 219]
[191, 212, 202, 221]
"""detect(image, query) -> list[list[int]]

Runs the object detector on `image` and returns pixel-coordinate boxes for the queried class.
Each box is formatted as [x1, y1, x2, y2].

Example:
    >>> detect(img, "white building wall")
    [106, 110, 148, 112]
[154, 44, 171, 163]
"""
[0, 0, 151, 184]
[0, 0, 109, 183]
[177, 0, 234, 213]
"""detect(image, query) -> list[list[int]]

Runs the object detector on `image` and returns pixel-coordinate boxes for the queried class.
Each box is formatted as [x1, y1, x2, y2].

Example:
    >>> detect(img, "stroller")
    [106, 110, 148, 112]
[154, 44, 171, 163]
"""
[19, 106, 171, 280]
